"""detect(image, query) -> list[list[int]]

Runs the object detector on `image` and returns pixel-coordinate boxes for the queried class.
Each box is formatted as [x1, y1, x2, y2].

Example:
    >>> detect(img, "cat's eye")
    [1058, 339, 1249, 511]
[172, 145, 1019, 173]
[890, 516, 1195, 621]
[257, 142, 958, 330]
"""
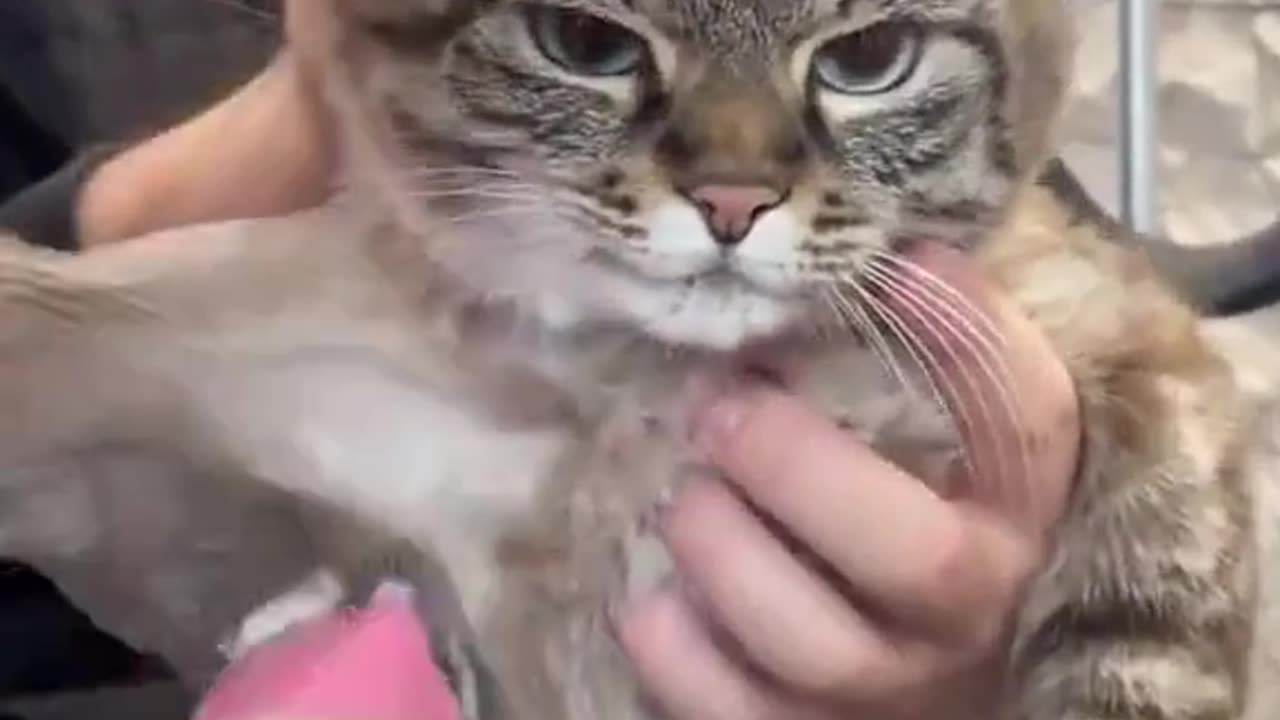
[526, 6, 647, 77]
[812, 22, 923, 96]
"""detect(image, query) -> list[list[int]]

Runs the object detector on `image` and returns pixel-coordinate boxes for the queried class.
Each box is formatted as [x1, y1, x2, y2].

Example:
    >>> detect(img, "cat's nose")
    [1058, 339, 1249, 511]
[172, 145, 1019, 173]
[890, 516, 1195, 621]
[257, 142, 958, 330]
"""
[684, 184, 785, 247]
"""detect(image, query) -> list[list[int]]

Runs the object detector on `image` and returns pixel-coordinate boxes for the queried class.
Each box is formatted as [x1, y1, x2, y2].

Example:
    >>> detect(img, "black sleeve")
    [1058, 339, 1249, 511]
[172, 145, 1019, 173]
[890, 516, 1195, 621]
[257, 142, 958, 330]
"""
[0, 145, 119, 252]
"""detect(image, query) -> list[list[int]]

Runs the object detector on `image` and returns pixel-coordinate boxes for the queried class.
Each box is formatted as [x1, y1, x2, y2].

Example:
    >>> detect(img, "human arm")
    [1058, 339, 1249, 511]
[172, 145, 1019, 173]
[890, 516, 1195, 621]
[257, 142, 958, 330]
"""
[74, 53, 332, 248]
[0, 0, 333, 251]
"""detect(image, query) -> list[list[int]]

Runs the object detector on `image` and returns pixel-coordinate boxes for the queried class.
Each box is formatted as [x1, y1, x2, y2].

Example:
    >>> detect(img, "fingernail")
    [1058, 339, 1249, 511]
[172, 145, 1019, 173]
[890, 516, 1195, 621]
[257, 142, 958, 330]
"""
[648, 469, 690, 525]
[608, 573, 677, 633]
[690, 393, 750, 456]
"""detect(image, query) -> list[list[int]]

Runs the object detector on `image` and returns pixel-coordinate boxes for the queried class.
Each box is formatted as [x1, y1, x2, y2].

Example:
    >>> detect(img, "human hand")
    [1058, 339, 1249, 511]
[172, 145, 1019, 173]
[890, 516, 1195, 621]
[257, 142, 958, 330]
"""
[619, 244, 1080, 719]
[78, 0, 334, 246]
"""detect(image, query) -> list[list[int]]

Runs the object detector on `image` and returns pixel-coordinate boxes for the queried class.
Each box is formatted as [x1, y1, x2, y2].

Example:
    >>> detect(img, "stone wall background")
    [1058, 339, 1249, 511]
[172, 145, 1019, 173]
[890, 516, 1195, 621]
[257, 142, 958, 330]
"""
[1060, 0, 1280, 246]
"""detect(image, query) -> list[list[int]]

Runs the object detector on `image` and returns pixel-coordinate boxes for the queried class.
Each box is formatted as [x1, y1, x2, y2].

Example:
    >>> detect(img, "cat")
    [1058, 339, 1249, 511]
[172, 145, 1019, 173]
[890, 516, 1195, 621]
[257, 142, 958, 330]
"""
[1, 0, 1279, 718]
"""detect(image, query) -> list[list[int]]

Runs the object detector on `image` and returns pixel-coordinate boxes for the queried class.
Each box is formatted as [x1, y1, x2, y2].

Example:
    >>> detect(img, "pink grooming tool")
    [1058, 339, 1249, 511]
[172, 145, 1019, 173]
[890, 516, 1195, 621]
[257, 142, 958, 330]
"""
[194, 582, 462, 720]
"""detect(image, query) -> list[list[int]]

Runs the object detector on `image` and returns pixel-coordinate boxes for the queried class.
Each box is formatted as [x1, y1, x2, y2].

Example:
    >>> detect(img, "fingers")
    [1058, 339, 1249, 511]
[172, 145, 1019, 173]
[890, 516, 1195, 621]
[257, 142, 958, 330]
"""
[620, 585, 783, 720]
[690, 386, 1029, 638]
[284, 0, 341, 67]
[661, 479, 916, 699]
[638, 248, 1078, 716]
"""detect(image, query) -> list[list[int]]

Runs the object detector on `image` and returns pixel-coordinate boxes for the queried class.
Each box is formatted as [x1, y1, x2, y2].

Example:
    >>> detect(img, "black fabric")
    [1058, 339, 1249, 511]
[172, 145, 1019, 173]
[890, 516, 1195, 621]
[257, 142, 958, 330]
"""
[0, 81, 69, 206]
[0, 1, 280, 149]
[0, 146, 120, 252]
[0, 563, 172, 697]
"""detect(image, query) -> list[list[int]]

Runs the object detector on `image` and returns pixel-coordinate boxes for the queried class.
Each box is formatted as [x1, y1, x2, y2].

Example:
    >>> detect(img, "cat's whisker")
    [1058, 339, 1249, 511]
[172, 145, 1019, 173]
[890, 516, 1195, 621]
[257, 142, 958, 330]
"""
[406, 188, 548, 203]
[812, 295, 838, 343]
[404, 176, 541, 190]
[824, 286, 912, 399]
[405, 176, 534, 187]
[861, 265, 1027, 511]
[863, 262, 1033, 510]
[870, 256, 1018, 395]
[839, 276, 979, 486]
[865, 258, 1026, 432]
[400, 171, 532, 192]
[824, 279, 972, 486]
[869, 251, 1009, 350]
[443, 205, 559, 228]
[408, 189, 544, 199]
[451, 205, 575, 239]
[863, 267, 1009, 439]
[402, 166, 522, 178]
[440, 207, 576, 257]
[843, 279, 954, 427]
[432, 227, 568, 280]
[870, 267, 1029, 509]
[203, 0, 277, 23]
[825, 288, 923, 427]
[863, 260, 1020, 406]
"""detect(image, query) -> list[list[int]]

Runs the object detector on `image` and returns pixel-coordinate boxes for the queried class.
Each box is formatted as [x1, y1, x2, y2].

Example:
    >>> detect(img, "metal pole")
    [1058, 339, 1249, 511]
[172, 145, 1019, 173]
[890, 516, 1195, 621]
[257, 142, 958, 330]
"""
[1119, 0, 1159, 235]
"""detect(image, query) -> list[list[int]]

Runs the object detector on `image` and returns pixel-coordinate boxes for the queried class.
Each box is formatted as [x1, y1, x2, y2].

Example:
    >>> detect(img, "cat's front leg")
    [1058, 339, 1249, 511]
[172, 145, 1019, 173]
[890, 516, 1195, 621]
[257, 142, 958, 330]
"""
[1008, 385, 1259, 720]
[205, 356, 576, 629]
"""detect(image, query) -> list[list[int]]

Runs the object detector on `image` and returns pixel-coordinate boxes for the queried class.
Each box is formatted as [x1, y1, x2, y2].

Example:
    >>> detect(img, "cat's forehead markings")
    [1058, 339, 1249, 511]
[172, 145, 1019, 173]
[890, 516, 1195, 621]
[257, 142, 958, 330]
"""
[647, 0, 815, 25]
[822, 0, 988, 23]
[581, 0, 816, 57]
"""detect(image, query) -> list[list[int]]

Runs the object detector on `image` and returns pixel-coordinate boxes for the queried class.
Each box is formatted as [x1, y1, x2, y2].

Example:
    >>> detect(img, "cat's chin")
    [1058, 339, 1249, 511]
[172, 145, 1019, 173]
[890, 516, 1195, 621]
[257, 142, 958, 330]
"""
[533, 268, 810, 354]
[635, 288, 805, 352]
[635, 299, 802, 352]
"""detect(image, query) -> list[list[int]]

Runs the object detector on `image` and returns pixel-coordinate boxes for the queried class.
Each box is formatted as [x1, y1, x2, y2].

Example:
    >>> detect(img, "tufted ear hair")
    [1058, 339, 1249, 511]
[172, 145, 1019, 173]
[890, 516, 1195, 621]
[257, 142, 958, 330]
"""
[1002, 0, 1074, 179]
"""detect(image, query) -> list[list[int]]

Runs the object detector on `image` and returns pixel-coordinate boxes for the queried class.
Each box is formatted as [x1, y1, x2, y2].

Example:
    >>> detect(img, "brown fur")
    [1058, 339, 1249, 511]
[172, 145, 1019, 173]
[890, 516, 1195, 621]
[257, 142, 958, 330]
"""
[984, 189, 1266, 719]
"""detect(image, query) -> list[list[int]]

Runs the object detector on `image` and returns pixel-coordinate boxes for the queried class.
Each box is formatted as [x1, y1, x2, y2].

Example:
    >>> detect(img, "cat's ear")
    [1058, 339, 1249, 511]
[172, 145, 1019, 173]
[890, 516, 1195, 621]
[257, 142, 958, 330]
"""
[1003, 0, 1073, 175]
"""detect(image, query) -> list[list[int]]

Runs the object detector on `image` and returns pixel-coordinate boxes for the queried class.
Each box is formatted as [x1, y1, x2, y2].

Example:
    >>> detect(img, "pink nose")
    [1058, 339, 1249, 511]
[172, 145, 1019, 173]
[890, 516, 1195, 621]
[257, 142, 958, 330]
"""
[686, 184, 785, 246]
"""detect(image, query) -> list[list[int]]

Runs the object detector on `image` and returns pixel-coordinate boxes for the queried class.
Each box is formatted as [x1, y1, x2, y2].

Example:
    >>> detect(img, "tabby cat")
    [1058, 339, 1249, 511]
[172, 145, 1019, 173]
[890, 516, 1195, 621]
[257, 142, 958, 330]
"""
[1, 0, 1278, 718]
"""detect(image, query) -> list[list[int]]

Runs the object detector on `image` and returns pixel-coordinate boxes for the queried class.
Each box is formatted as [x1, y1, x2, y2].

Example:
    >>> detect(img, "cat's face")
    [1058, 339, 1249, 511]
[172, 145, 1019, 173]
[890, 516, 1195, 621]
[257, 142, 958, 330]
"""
[337, 0, 1068, 351]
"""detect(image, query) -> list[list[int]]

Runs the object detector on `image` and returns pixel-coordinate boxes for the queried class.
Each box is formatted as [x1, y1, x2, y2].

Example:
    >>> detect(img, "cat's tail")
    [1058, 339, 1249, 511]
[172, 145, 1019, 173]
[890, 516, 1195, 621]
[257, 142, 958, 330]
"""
[1139, 218, 1280, 318]
[1039, 158, 1280, 317]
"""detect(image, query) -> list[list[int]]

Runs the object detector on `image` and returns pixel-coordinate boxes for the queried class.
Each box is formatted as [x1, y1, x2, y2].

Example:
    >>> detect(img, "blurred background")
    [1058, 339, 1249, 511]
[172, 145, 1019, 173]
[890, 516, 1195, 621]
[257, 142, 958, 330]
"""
[1063, 0, 1278, 248]
[1058, 0, 1280, 336]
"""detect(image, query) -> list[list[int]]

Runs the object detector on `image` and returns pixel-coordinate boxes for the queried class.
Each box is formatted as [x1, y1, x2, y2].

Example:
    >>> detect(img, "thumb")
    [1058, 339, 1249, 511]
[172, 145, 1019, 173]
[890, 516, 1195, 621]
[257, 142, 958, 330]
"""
[870, 243, 1078, 533]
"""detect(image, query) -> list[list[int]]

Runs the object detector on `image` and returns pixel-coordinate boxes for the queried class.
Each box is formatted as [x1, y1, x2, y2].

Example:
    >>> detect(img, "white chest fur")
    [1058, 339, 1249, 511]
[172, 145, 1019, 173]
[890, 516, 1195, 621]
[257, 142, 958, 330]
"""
[203, 354, 576, 626]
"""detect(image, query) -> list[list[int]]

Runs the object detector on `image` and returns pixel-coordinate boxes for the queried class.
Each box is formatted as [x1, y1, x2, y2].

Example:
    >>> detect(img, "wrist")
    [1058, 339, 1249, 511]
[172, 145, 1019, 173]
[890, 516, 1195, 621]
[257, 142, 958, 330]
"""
[77, 53, 334, 247]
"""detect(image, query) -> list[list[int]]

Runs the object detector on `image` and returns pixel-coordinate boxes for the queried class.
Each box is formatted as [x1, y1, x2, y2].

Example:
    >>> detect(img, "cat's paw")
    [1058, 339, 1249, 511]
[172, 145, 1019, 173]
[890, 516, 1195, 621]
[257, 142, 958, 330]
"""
[219, 568, 347, 661]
